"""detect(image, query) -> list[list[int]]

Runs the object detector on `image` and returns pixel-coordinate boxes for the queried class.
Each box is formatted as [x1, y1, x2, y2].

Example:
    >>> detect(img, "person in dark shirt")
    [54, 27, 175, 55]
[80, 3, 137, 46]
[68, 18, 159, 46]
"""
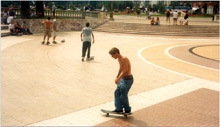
[7, 8, 16, 24]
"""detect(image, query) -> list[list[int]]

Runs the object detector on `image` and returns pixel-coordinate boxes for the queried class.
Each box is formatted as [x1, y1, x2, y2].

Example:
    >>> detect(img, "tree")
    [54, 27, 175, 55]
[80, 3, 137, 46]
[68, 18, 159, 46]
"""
[157, 1, 165, 14]
[36, 1, 44, 17]
[20, 1, 30, 19]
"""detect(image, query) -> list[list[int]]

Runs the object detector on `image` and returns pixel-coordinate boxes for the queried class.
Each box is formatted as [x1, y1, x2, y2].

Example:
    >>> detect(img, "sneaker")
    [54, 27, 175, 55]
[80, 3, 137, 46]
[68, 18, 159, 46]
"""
[42, 41, 45, 44]
[82, 58, 84, 62]
[46, 42, 50, 45]
[112, 110, 123, 113]
[125, 110, 131, 113]
[53, 41, 57, 44]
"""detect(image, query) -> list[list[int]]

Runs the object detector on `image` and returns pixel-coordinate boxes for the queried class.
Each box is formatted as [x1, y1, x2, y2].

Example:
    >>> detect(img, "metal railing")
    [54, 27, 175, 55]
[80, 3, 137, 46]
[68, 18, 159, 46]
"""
[1, 8, 106, 19]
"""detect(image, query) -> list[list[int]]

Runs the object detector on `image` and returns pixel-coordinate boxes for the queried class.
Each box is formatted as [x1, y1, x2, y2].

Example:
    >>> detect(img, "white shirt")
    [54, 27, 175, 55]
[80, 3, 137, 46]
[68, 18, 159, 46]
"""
[9, 23, 14, 30]
[82, 27, 93, 42]
[173, 11, 178, 18]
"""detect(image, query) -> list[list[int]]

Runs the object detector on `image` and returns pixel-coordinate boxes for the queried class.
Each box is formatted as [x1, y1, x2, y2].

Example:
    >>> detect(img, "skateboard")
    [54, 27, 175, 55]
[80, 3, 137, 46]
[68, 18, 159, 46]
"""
[101, 109, 132, 118]
[87, 56, 95, 61]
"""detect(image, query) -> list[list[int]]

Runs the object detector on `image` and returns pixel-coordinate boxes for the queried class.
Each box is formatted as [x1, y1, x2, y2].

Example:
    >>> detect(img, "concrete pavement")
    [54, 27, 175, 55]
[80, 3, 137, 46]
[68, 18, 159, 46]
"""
[1, 15, 219, 126]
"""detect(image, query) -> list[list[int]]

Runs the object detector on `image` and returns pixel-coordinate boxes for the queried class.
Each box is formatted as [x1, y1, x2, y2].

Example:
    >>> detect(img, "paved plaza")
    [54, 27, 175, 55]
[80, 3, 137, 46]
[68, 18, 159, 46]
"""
[1, 15, 219, 126]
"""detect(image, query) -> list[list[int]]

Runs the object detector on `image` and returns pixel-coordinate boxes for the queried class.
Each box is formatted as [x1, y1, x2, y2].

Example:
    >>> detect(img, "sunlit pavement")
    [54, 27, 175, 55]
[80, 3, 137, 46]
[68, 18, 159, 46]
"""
[1, 15, 219, 126]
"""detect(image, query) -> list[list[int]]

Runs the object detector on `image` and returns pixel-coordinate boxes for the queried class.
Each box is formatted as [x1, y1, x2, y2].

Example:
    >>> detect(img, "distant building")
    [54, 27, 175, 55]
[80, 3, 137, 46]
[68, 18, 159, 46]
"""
[191, 1, 219, 14]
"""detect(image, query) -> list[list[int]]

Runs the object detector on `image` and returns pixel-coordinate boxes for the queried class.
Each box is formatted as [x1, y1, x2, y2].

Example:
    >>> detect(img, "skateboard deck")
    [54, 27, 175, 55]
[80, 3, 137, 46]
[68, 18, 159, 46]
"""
[87, 56, 95, 61]
[101, 109, 132, 117]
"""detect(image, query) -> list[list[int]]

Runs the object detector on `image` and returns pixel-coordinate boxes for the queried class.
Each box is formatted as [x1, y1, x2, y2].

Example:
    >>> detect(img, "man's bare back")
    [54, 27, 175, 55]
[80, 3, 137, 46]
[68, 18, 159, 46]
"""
[42, 20, 55, 29]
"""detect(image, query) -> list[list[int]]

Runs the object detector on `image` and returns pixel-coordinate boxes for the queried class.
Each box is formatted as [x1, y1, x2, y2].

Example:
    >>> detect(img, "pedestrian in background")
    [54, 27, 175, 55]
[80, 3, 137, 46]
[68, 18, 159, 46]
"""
[41, 17, 57, 45]
[166, 9, 170, 23]
[7, 8, 16, 24]
[2, 9, 8, 24]
[52, 17, 59, 44]
[52, 2, 56, 17]
[173, 11, 178, 25]
[80, 23, 95, 62]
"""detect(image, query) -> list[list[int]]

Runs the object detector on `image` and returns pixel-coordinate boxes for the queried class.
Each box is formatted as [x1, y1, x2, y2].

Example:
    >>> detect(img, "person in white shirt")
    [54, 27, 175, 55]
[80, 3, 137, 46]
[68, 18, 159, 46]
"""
[80, 23, 95, 61]
[52, 17, 58, 44]
[101, 5, 105, 12]
[9, 20, 15, 34]
[173, 11, 178, 25]
[52, 2, 56, 17]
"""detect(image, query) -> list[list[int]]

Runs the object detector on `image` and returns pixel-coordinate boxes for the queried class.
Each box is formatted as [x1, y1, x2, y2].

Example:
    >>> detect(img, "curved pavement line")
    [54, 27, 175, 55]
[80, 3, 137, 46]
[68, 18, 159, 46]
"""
[165, 44, 219, 71]
[138, 43, 219, 82]
[189, 45, 220, 62]
[137, 43, 194, 78]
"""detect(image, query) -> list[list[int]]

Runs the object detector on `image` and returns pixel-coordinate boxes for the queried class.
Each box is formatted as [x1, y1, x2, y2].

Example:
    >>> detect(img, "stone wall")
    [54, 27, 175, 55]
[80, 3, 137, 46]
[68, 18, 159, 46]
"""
[13, 18, 108, 33]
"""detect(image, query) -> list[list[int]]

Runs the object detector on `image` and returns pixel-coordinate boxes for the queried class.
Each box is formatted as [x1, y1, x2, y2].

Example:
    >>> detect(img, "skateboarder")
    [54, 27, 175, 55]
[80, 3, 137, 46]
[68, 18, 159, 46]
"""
[80, 22, 95, 61]
[109, 47, 134, 113]
[41, 17, 57, 45]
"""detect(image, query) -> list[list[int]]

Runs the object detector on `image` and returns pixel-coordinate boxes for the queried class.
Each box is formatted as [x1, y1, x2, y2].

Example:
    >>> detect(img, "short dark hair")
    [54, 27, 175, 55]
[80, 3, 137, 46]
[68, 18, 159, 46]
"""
[48, 17, 50, 20]
[109, 47, 120, 55]
[86, 23, 90, 27]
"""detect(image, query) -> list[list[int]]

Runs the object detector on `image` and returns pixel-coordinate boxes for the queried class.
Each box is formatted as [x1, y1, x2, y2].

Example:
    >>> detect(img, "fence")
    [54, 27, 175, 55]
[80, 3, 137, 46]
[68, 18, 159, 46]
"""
[1, 8, 106, 19]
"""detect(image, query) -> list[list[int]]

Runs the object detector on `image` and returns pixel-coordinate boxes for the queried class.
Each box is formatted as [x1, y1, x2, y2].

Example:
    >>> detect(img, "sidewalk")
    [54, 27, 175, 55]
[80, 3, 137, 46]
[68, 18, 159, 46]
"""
[1, 15, 219, 126]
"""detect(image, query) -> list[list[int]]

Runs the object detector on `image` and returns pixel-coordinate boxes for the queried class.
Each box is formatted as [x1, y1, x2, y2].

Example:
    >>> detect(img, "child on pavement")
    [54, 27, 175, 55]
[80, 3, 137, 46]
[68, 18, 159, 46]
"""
[109, 47, 134, 113]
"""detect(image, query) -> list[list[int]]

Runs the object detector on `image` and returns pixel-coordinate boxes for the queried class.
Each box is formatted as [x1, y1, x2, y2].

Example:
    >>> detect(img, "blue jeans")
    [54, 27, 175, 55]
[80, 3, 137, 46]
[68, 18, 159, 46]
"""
[114, 76, 133, 112]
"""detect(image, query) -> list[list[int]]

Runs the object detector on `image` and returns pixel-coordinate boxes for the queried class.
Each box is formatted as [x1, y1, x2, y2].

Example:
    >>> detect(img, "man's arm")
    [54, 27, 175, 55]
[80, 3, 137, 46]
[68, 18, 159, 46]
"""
[92, 33, 95, 44]
[80, 33, 83, 42]
[52, 23, 57, 32]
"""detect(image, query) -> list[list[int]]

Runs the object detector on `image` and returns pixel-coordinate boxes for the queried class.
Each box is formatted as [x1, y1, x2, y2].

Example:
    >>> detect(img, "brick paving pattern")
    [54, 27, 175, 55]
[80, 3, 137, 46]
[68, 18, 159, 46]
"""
[96, 88, 219, 126]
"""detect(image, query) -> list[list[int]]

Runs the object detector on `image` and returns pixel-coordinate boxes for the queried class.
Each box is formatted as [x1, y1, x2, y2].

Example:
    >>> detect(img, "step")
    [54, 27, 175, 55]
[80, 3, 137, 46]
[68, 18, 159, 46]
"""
[1, 24, 9, 30]
[1, 29, 11, 37]
[94, 29, 219, 37]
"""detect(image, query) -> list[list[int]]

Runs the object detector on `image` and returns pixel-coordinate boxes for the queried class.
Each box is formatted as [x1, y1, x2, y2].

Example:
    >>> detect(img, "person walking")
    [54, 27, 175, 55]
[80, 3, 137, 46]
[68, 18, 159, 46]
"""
[109, 47, 134, 113]
[52, 17, 59, 44]
[52, 2, 56, 17]
[80, 23, 95, 61]
[41, 17, 57, 45]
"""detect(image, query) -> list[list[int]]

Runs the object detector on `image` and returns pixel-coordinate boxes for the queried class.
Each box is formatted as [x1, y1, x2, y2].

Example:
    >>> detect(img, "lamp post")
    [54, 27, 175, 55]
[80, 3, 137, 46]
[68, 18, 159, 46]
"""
[110, 1, 114, 20]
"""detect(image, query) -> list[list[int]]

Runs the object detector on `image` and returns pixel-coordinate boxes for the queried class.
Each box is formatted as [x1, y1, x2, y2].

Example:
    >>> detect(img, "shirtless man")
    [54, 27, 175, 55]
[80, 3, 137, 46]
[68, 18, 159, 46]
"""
[42, 17, 57, 45]
[109, 47, 134, 113]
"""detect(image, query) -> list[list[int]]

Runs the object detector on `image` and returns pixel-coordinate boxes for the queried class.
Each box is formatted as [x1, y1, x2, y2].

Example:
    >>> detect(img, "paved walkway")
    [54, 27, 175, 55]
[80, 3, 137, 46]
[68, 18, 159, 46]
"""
[1, 15, 219, 126]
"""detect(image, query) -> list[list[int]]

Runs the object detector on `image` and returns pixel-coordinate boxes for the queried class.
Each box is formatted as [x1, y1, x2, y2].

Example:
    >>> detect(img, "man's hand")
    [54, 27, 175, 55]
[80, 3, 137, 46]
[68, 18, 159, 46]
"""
[92, 40, 95, 44]
[81, 38, 83, 42]
[115, 78, 120, 85]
